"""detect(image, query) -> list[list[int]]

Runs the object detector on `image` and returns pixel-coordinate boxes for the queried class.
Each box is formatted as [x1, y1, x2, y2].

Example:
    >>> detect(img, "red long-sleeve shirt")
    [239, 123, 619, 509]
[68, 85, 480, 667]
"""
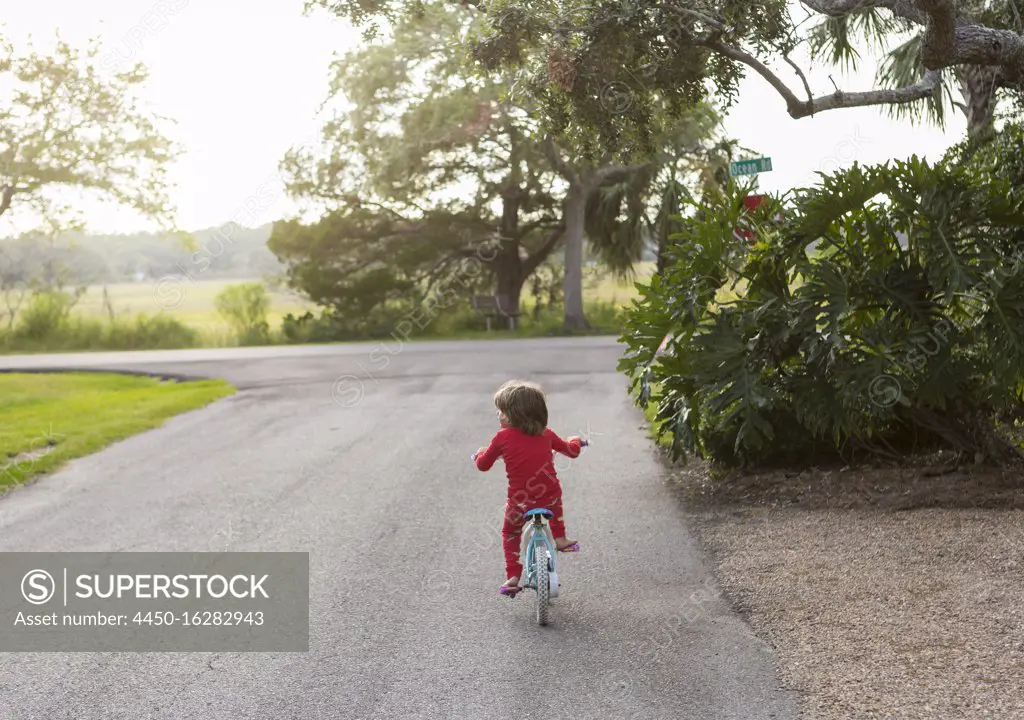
[476, 427, 581, 502]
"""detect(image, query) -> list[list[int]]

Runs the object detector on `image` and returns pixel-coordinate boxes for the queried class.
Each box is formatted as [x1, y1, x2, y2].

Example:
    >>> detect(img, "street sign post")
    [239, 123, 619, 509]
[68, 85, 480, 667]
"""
[729, 157, 772, 177]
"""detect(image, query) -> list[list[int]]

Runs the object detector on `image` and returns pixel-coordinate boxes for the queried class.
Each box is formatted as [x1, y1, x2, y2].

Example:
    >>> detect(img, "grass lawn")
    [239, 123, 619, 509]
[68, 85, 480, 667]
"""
[585, 262, 656, 306]
[0, 373, 235, 491]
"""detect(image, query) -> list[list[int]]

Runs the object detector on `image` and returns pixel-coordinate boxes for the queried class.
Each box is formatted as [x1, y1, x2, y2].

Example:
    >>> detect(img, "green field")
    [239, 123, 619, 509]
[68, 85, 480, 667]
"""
[585, 262, 655, 306]
[0, 265, 659, 354]
[0, 373, 235, 490]
[74, 279, 314, 332]
[71, 264, 657, 331]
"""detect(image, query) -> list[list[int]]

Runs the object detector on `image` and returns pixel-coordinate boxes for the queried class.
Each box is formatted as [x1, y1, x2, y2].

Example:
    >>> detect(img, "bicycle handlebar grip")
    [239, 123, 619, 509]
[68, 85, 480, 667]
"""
[580, 438, 590, 447]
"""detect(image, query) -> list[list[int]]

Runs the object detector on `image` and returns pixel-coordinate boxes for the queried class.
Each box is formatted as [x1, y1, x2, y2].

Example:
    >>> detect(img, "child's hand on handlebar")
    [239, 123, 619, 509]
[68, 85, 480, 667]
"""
[472, 447, 487, 461]
[569, 436, 589, 447]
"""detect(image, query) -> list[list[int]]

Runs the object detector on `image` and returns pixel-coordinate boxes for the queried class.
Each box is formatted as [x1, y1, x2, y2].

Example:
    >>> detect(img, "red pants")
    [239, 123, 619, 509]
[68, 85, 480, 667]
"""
[502, 496, 566, 579]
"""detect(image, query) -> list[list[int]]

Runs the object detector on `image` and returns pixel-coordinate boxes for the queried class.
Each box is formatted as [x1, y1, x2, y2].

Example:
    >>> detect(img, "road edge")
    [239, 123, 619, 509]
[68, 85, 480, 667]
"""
[0, 367, 214, 383]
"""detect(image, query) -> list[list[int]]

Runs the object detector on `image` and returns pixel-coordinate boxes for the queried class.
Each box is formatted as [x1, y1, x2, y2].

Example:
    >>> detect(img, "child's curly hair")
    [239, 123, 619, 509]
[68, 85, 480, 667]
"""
[494, 380, 547, 436]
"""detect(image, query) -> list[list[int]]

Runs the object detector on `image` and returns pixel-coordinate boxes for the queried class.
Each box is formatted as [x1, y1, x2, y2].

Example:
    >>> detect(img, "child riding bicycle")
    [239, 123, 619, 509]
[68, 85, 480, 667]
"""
[472, 380, 586, 596]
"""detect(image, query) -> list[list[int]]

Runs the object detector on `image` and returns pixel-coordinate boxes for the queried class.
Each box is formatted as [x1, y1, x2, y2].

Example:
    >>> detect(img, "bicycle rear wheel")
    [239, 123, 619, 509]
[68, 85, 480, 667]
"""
[534, 544, 550, 626]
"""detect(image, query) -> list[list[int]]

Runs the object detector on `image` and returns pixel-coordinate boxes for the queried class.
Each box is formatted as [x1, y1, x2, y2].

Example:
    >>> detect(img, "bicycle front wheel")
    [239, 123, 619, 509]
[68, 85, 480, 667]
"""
[534, 544, 550, 626]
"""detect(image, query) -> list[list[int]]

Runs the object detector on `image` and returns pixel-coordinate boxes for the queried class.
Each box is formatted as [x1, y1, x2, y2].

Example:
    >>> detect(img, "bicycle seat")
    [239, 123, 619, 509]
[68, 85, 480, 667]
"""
[524, 508, 553, 518]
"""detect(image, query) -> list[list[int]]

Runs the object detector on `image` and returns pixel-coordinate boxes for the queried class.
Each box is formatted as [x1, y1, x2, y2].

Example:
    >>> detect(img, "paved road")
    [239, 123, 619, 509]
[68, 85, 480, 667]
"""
[0, 338, 796, 719]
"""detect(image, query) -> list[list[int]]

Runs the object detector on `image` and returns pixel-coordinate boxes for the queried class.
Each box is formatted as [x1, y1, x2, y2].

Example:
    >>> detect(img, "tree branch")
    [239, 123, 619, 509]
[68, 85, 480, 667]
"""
[345, 197, 410, 221]
[916, 0, 959, 68]
[803, 0, 1024, 81]
[514, 217, 561, 240]
[699, 37, 943, 118]
[0, 185, 14, 218]
[541, 136, 579, 184]
[522, 224, 566, 276]
[784, 55, 813, 103]
[800, 0, 927, 26]
[592, 163, 650, 185]
[943, 25, 1024, 79]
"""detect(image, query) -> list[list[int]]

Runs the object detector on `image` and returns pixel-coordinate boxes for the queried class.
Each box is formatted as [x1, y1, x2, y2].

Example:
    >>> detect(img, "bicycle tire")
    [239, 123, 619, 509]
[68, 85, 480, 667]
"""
[535, 544, 550, 626]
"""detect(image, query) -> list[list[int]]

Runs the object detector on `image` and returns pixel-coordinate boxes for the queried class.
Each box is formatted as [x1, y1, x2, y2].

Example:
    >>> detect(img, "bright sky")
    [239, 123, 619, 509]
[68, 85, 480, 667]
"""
[4, 0, 967, 235]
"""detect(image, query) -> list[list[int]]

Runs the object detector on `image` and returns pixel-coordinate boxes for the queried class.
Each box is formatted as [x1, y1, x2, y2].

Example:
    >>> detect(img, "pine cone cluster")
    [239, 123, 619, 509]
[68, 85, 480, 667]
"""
[546, 46, 576, 92]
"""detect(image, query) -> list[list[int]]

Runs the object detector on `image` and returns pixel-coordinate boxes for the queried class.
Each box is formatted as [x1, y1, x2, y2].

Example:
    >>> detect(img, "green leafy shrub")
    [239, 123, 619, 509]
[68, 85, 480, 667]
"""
[215, 282, 270, 346]
[620, 157, 1024, 468]
[281, 311, 346, 344]
[1, 312, 199, 353]
[102, 314, 200, 350]
[428, 306, 491, 335]
[280, 302, 421, 343]
[949, 121, 1024, 191]
[14, 291, 77, 341]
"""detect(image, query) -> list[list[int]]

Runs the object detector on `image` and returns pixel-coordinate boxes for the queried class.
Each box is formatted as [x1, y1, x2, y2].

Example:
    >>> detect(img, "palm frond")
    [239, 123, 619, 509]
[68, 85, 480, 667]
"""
[584, 165, 658, 275]
[876, 34, 958, 130]
[808, 16, 860, 72]
[807, 8, 910, 72]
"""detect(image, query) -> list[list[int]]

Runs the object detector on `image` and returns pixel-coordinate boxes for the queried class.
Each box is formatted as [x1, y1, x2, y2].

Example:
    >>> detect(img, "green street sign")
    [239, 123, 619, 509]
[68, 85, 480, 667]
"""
[730, 157, 773, 176]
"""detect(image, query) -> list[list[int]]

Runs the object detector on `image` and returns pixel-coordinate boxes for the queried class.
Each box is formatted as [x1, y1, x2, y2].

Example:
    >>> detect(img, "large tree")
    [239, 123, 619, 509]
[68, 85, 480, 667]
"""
[287, 2, 731, 329]
[275, 5, 566, 321]
[309, 1, 1024, 155]
[0, 37, 180, 228]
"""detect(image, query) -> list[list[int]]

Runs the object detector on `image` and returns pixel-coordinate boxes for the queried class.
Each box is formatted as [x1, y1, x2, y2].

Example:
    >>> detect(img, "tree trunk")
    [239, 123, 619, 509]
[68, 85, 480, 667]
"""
[495, 258, 525, 317]
[656, 235, 670, 276]
[562, 184, 589, 330]
[955, 65, 999, 143]
[490, 119, 528, 324]
[493, 218, 523, 317]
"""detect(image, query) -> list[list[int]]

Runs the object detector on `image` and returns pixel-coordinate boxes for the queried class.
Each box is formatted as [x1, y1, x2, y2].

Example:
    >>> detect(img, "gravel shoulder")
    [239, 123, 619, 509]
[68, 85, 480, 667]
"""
[671, 459, 1024, 719]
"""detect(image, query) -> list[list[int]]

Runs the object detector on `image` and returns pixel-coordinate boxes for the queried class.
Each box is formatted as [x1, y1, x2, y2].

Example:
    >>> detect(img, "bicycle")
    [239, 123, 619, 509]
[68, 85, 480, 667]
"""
[517, 507, 560, 626]
[505, 437, 589, 626]
[473, 437, 588, 625]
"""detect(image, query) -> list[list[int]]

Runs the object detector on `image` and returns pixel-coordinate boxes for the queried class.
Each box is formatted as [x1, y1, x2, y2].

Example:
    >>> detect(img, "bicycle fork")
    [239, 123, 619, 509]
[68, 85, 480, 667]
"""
[521, 518, 560, 598]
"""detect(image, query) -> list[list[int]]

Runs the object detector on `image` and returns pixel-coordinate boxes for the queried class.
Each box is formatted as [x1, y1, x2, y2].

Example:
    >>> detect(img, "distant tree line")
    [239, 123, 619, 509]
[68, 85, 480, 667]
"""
[0, 224, 283, 287]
